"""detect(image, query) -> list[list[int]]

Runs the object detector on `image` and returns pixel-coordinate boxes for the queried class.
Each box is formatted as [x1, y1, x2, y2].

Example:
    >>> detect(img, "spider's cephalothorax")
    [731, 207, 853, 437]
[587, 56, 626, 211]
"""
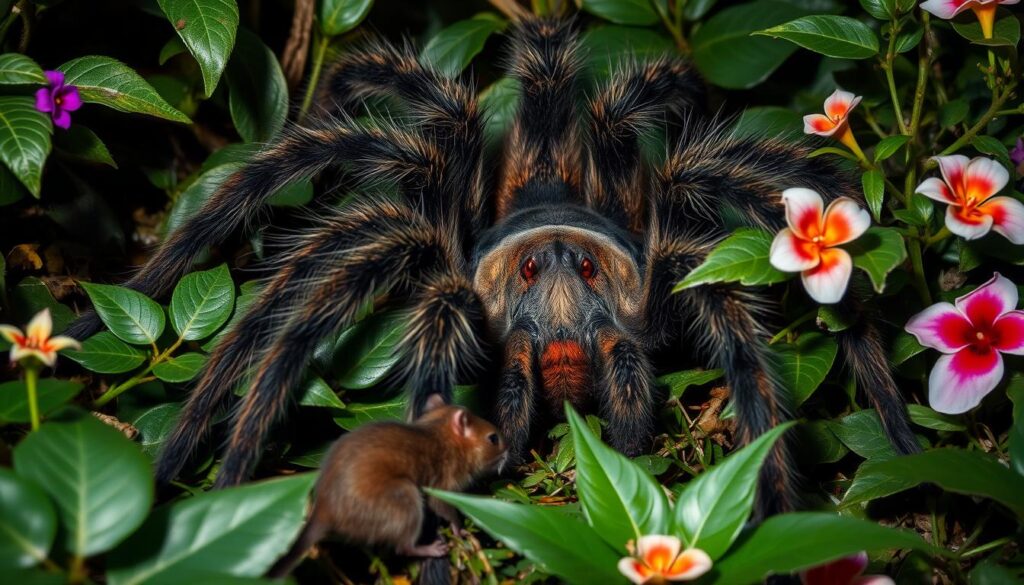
[67, 17, 919, 514]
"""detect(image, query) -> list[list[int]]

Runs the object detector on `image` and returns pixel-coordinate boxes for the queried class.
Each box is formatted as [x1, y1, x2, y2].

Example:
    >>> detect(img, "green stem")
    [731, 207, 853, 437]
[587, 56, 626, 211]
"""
[652, 0, 689, 53]
[939, 86, 1014, 156]
[25, 366, 40, 431]
[960, 536, 1012, 559]
[925, 226, 951, 247]
[299, 32, 331, 121]
[907, 237, 932, 306]
[882, 20, 909, 135]
[908, 13, 931, 138]
[769, 309, 817, 345]
[93, 337, 184, 407]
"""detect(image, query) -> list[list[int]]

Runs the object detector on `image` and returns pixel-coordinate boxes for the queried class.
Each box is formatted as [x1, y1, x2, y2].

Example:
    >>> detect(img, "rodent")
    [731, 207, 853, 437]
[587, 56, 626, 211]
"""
[268, 394, 508, 580]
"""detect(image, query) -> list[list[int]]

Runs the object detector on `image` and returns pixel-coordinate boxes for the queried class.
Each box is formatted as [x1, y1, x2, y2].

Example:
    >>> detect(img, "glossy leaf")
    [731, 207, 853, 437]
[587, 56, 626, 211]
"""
[952, 14, 1020, 47]
[479, 77, 518, 145]
[333, 394, 404, 429]
[731, 106, 803, 141]
[225, 28, 287, 142]
[0, 53, 46, 85]
[772, 332, 838, 406]
[0, 96, 52, 197]
[13, 414, 153, 556]
[1010, 376, 1024, 476]
[580, 0, 658, 26]
[298, 376, 347, 410]
[81, 282, 166, 345]
[165, 163, 240, 235]
[59, 56, 190, 123]
[319, 0, 374, 36]
[421, 16, 505, 77]
[581, 25, 674, 81]
[906, 404, 965, 432]
[65, 331, 147, 374]
[756, 15, 879, 59]
[657, 368, 724, 400]
[153, 352, 208, 383]
[0, 468, 56, 571]
[861, 170, 884, 222]
[890, 330, 926, 365]
[157, 0, 239, 97]
[873, 135, 909, 163]
[846, 227, 907, 293]
[674, 228, 789, 290]
[828, 410, 904, 460]
[53, 125, 117, 168]
[131, 402, 183, 456]
[0, 380, 82, 424]
[170, 263, 235, 340]
[107, 474, 315, 585]
[332, 310, 407, 390]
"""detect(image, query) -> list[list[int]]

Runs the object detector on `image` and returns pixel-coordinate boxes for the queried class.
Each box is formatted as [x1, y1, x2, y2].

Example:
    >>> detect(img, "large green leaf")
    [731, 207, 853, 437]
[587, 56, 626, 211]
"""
[332, 310, 407, 390]
[81, 282, 166, 345]
[479, 77, 519, 145]
[691, 0, 807, 89]
[13, 414, 153, 557]
[59, 56, 190, 123]
[859, 0, 915, 19]
[827, 409, 912, 461]
[674, 228, 789, 291]
[421, 16, 505, 77]
[952, 13, 1020, 47]
[0, 96, 52, 197]
[712, 512, 934, 584]
[657, 368, 724, 400]
[332, 394, 405, 429]
[107, 474, 315, 585]
[0, 53, 46, 85]
[298, 376, 347, 410]
[906, 404, 965, 432]
[131, 402, 183, 457]
[157, 0, 239, 97]
[842, 449, 1024, 518]
[170, 263, 235, 340]
[0, 468, 56, 571]
[845, 227, 907, 293]
[1009, 376, 1024, 477]
[581, 25, 674, 80]
[673, 423, 792, 560]
[53, 125, 117, 168]
[65, 331, 147, 374]
[225, 28, 287, 142]
[730, 106, 803, 141]
[567, 406, 669, 552]
[0, 380, 82, 424]
[580, 0, 658, 26]
[756, 15, 879, 59]
[319, 0, 374, 36]
[429, 491, 623, 585]
[772, 332, 837, 406]
[153, 352, 208, 383]
[861, 169, 884, 223]
[165, 163, 241, 235]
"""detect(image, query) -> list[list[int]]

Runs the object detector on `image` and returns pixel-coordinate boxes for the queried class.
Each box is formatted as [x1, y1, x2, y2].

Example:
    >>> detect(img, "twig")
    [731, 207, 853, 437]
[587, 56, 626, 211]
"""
[488, 0, 530, 21]
[282, 0, 315, 90]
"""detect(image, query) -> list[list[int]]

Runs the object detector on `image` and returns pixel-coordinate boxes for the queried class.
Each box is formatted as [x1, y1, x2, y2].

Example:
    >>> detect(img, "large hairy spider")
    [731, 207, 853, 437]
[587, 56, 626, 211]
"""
[68, 17, 919, 513]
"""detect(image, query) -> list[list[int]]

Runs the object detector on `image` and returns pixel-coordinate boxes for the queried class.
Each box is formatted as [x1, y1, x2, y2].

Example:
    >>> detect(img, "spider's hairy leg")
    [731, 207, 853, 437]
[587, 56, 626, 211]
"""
[586, 57, 702, 232]
[494, 320, 538, 460]
[594, 325, 655, 456]
[497, 17, 583, 218]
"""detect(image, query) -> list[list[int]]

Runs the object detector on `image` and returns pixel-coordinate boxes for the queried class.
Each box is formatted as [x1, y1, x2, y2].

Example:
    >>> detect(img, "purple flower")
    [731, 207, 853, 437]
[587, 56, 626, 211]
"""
[1012, 138, 1024, 174]
[34, 71, 82, 130]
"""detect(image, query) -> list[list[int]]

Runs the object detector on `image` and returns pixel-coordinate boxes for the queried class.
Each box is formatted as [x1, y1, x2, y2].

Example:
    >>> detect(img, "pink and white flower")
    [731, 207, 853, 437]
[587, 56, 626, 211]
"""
[905, 273, 1024, 414]
[800, 552, 894, 585]
[0, 309, 80, 368]
[803, 89, 866, 160]
[769, 188, 871, 304]
[915, 155, 1024, 243]
[920, 0, 1019, 38]
[617, 535, 712, 584]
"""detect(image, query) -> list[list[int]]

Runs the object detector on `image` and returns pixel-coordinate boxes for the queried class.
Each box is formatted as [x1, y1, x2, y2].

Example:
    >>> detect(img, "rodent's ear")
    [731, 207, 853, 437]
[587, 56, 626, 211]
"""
[450, 409, 471, 439]
[423, 393, 447, 413]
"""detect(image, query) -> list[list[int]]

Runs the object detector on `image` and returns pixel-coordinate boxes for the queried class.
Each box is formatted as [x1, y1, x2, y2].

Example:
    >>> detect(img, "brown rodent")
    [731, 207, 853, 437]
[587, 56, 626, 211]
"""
[268, 394, 508, 579]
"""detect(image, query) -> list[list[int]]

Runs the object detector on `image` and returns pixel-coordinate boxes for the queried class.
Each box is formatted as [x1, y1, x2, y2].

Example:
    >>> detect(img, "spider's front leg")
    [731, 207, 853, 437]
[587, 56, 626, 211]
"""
[494, 320, 539, 461]
[594, 325, 655, 456]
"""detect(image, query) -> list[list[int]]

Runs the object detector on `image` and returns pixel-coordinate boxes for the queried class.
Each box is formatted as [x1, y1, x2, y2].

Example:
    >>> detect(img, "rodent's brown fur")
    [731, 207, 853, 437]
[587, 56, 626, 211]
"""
[269, 395, 507, 580]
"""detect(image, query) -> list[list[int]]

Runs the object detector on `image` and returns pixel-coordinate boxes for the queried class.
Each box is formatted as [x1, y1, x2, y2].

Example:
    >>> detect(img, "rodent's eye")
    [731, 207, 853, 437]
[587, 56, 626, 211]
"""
[520, 257, 538, 282]
[487, 433, 499, 445]
[580, 257, 596, 280]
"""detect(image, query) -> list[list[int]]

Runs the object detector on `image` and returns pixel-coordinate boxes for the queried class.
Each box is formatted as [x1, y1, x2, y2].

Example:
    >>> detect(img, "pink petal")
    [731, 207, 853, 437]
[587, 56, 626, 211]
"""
[800, 553, 868, 585]
[929, 349, 1003, 414]
[52, 109, 72, 129]
[57, 86, 82, 112]
[944, 205, 993, 240]
[853, 577, 896, 585]
[915, 177, 957, 204]
[803, 114, 839, 137]
[976, 196, 1024, 244]
[955, 273, 1017, 329]
[34, 88, 54, 113]
[991, 311, 1024, 355]
[770, 228, 821, 272]
[919, 0, 975, 19]
[44, 70, 65, 87]
[933, 155, 971, 200]
[823, 89, 861, 121]
[963, 157, 1009, 203]
[617, 558, 650, 585]
[821, 197, 871, 246]
[801, 247, 851, 304]
[782, 188, 825, 240]
[905, 302, 974, 354]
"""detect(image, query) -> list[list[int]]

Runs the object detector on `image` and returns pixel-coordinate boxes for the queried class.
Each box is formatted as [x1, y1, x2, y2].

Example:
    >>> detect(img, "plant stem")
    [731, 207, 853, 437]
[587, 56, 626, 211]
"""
[882, 20, 909, 135]
[961, 536, 1012, 559]
[93, 337, 184, 407]
[25, 366, 40, 431]
[299, 32, 331, 121]
[907, 237, 932, 306]
[908, 13, 931, 138]
[653, 0, 689, 53]
[939, 86, 1014, 156]
[769, 309, 817, 345]
[925, 226, 951, 247]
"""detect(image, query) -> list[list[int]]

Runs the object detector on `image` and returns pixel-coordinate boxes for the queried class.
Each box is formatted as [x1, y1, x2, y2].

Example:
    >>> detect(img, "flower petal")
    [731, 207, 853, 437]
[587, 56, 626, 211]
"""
[800, 553, 869, 585]
[955, 272, 1017, 329]
[44, 70, 65, 88]
[57, 86, 83, 111]
[944, 205, 993, 240]
[991, 311, 1024, 355]
[801, 247, 852, 304]
[782, 188, 825, 240]
[964, 156, 1009, 203]
[853, 577, 896, 585]
[0, 325, 25, 345]
[976, 196, 1024, 244]
[928, 349, 1003, 414]
[52, 109, 72, 130]
[636, 535, 682, 573]
[34, 88, 54, 113]
[919, 0, 976, 19]
[46, 336, 81, 353]
[618, 558, 652, 585]
[821, 197, 871, 246]
[25, 309, 53, 344]
[933, 154, 971, 199]
[803, 114, 839, 137]
[905, 302, 974, 354]
[770, 228, 821, 272]
[666, 548, 713, 581]
[915, 177, 957, 204]
[823, 89, 861, 121]
[11, 346, 56, 368]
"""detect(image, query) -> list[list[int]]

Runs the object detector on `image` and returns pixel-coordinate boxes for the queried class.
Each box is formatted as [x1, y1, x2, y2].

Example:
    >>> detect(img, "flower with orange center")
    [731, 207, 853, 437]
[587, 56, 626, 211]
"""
[915, 155, 1024, 243]
[769, 188, 871, 304]
[920, 0, 1018, 38]
[803, 89, 865, 161]
[0, 309, 80, 368]
[617, 535, 712, 584]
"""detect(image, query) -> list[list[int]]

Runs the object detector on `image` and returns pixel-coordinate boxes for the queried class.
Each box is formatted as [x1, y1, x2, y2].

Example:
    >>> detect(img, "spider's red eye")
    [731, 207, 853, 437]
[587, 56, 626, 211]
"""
[580, 257, 596, 280]
[521, 257, 538, 282]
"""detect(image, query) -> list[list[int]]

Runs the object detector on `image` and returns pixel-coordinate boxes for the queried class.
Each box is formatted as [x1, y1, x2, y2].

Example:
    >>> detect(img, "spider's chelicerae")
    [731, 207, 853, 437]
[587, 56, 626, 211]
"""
[68, 17, 919, 514]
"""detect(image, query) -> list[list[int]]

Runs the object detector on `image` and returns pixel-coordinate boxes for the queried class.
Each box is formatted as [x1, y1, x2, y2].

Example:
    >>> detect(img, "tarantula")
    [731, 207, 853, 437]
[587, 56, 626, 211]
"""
[68, 17, 919, 513]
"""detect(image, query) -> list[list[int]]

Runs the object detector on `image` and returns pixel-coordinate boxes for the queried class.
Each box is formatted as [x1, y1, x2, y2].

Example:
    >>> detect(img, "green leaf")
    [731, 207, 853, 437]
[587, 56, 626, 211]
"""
[331, 311, 407, 390]
[298, 376, 347, 410]
[158, 36, 188, 65]
[939, 98, 969, 128]
[333, 394, 404, 429]
[225, 28, 287, 142]
[53, 125, 117, 168]
[691, 0, 808, 89]
[130, 402, 183, 457]
[319, 0, 374, 36]
[796, 420, 848, 464]
[267, 179, 313, 207]
[170, 264, 235, 340]
[107, 474, 315, 585]
[429, 491, 623, 585]
[828, 409, 903, 460]
[674, 423, 793, 559]
[952, 14, 1020, 47]
[10, 277, 75, 333]
[673, 228, 789, 291]
[81, 282, 166, 345]
[0, 96, 52, 197]
[906, 404, 965, 432]
[581, 25, 674, 81]
[859, 0, 896, 19]
[479, 77, 519, 145]
[657, 368, 724, 400]
[0, 467, 56, 571]
[0, 53, 46, 85]
[772, 332, 837, 406]
[567, 406, 670, 551]
[13, 414, 153, 557]
[1009, 376, 1024, 476]
[873, 135, 909, 163]
[581, 0, 658, 26]
[890, 330, 925, 365]
[842, 449, 1024, 518]
[59, 56, 191, 123]
[894, 24, 923, 53]
[64, 332, 147, 374]
[731, 106, 803, 141]
[0, 380, 81, 424]
[972, 135, 1011, 167]
[756, 15, 879, 59]
[153, 353, 208, 383]
[683, 0, 717, 20]
[165, 163, 241, 235]
[157, 0, 239, 97]
[713, 512, 935, 584]
[816, 304, 854, 333]
[421, 16, 505, 77]
[845, 227, 907, 293]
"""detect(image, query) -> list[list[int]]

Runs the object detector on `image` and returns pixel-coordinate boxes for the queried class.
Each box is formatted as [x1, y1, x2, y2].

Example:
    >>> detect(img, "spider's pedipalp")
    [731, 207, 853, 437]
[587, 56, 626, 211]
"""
[494, 320, 538, 460]
[595, 326, 655, 456]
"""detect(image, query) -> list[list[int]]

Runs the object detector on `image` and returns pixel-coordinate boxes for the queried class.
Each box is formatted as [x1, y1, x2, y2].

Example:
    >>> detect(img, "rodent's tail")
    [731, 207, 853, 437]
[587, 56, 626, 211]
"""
[418, 557, 452, 585]
[267, 520, 327, 579]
